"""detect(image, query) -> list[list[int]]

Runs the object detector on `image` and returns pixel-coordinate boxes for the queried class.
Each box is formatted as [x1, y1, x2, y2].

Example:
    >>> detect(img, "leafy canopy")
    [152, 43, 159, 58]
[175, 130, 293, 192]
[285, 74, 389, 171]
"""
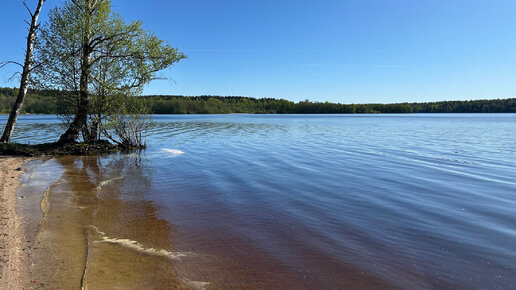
[34, 0, 185, 97]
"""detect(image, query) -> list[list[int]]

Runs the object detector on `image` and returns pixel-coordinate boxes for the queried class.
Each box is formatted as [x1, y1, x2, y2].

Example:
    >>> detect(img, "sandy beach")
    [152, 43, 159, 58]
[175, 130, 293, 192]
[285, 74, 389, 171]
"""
[0, 157, 29, 289]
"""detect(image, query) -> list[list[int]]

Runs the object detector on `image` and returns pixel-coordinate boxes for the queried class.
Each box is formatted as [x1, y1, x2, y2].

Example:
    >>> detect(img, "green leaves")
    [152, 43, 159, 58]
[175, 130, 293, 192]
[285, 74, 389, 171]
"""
[32, 0, 185, 143]
[35, 0, 185, 95]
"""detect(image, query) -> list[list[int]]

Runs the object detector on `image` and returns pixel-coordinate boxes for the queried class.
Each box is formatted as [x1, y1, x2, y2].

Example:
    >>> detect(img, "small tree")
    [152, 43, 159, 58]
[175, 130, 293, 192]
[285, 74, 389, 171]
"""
[33, 0, 185, 144]
[0, 0, 46, 144]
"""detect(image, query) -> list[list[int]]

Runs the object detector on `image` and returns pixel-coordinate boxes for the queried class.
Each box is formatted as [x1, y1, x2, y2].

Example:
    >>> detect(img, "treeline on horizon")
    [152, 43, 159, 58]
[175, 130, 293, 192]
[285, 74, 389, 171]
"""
[1, 87, 516, 115]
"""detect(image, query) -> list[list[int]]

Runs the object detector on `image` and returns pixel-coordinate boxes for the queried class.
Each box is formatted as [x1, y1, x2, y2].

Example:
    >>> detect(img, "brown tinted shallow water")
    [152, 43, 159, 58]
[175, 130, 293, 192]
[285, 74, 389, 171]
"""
[22, 155, 388, 289]
[25, 156, 189, 289]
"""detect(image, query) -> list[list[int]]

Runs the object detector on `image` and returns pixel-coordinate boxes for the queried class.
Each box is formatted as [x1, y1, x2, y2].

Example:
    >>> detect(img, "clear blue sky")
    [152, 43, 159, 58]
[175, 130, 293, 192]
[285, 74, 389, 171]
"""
[1, 0, 516, 103]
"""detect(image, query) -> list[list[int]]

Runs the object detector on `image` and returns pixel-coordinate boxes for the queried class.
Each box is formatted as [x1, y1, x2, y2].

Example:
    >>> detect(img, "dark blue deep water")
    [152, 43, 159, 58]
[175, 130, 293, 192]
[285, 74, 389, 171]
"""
[3, 114, 516, 289]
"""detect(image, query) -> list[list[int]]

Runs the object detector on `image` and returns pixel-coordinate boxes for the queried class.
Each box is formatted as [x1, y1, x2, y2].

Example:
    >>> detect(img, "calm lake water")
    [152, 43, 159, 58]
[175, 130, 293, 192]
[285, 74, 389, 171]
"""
[3, 114, 516, 289]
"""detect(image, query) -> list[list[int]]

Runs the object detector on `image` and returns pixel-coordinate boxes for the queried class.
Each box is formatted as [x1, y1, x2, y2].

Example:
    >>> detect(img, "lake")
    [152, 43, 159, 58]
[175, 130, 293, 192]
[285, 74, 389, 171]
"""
[3, 114, 516, 289]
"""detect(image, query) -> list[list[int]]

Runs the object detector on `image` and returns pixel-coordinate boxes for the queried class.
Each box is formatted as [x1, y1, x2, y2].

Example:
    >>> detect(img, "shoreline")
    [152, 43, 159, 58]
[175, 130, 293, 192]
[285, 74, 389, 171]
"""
[0, 157, 30, 289]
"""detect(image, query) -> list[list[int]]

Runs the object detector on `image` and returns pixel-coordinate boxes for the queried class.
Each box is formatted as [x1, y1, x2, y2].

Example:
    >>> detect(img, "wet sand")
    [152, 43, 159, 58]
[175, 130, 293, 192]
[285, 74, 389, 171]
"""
[0, 157, 29, 289]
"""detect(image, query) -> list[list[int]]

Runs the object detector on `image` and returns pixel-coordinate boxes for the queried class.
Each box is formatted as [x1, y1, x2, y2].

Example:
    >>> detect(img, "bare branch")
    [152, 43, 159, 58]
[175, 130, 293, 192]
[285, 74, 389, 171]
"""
[0, 61, 24, 69]
[22, 1, 34, 18]
[8, 72, 22, 82]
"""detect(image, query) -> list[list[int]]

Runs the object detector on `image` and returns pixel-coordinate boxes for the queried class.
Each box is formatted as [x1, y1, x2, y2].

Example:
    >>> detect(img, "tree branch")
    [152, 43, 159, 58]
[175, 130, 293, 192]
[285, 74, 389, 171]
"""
[0, 61, 24, 69]
[22, 1, 34, 18]
[89, 22, 141, 49]
[28, 61, 45, 72]
[8, 72, 22, 82]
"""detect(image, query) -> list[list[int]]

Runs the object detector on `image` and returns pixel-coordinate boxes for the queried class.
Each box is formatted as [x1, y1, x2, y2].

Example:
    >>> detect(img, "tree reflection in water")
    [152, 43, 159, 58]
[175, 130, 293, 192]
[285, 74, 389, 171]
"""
[30, 154, 199, 289]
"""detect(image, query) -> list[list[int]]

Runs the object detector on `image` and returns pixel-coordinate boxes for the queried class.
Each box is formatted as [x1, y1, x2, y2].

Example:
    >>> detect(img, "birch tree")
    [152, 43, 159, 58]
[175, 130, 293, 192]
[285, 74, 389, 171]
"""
[0, 0, 46, 144]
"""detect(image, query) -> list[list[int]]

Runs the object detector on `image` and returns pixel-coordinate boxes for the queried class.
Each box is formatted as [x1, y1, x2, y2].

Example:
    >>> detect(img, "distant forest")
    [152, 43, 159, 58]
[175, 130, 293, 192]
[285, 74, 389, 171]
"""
[1, 87, 515, 114]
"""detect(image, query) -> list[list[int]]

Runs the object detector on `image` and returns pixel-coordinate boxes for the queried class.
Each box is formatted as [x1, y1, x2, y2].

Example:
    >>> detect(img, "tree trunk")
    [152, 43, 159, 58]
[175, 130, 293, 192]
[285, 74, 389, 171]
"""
[57, 73, 91, 143]
[0, 0, 45, 144]
[58, 0, 93, 144]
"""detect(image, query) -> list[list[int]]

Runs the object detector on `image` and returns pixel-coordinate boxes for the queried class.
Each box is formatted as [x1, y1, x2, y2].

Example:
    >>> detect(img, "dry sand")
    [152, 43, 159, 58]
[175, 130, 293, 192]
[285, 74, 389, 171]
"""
[0, 157, 29, 289]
